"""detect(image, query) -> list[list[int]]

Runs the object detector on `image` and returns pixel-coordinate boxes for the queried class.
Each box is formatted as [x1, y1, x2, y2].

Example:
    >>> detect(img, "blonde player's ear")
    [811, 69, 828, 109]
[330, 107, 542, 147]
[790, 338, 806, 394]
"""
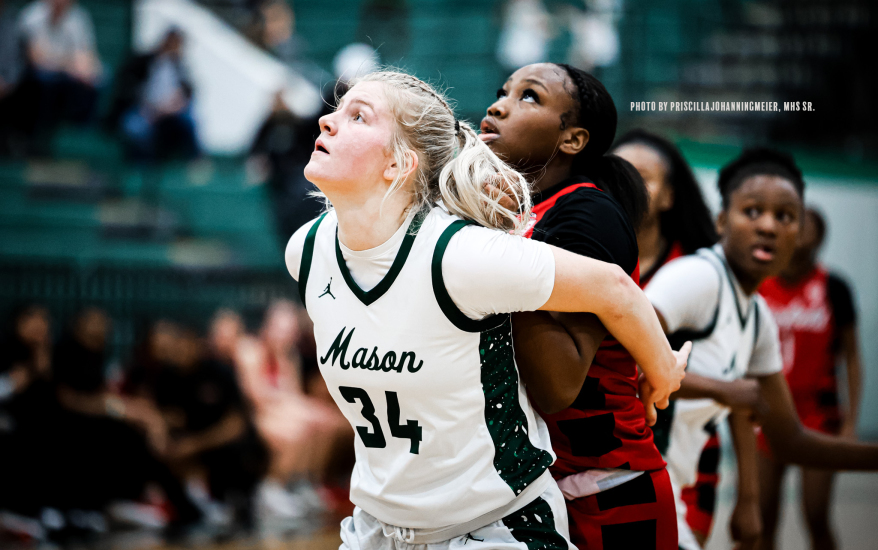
[383, 149, 419, 184]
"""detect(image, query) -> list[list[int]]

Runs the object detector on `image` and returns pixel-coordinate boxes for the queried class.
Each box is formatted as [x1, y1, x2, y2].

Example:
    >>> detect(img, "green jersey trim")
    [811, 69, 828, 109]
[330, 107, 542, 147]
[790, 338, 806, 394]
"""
[481, 317, 554, 495]
[431, 220, 506, 333]
[705, 248, 754, 329]
[298, 213, 328, 309]
[501, 496, 568, 550]
[334, 208, 428, 306]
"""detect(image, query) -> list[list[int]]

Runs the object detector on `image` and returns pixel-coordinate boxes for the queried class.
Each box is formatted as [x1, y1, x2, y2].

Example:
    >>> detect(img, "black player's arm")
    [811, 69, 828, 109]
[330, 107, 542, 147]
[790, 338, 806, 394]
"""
[513, 191, 629, 414]
[840, 323, 862, 435]
[728, 409, 762, 548]
[829, 274, 861, 435]
[652, 309, 762, 410]
[758, 372, 878, 469]
[512, 311, 605, 414]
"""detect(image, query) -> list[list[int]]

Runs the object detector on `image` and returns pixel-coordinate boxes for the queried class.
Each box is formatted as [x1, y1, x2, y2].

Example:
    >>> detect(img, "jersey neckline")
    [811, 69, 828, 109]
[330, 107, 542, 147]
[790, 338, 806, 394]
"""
[705, 244, 754, 328]
[334, 207, 429, 306]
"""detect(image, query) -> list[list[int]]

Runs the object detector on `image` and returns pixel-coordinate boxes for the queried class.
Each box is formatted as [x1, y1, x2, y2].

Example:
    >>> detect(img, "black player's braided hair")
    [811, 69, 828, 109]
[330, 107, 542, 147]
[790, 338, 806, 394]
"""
[614, 129, 718, 254]
[554, 63, 649, 231]
[717, 147, 805, 209]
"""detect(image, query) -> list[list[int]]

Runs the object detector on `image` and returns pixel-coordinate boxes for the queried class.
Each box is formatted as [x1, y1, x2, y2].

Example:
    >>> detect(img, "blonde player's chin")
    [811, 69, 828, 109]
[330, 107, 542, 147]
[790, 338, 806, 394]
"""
[303, 161, 326, 182]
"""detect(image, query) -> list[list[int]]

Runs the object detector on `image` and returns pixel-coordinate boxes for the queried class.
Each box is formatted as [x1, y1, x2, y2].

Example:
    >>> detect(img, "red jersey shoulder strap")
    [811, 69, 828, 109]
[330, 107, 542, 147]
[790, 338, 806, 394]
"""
[534, 182, 602, 216]
[524, 182, 602, 239]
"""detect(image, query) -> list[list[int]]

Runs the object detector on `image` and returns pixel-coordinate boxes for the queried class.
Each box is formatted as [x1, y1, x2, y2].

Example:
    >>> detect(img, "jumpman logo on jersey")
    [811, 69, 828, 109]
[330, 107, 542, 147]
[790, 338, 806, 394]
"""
[319, 278, 336, 299]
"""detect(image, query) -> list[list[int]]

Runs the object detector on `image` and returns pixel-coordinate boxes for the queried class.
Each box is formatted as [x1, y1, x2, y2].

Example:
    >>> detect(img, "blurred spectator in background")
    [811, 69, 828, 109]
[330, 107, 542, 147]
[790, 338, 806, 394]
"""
[13, 0, 101, 153]
[247, 0, 324, 84]
[234, 301, 351, 519]
[153, 324, 267, 528]
[123, 319, 181, 401]
[0, 0, 24, 155]
[0, 305, 57, 522]
[52, 308, 201, 535]
[254, 0, 301, 65]
[248, 90, 324, 243]
[106, 28, 199, 162]
[0, 0, 21, 97]
[496, 0, 550, 70]
[249, 43, 378, 245]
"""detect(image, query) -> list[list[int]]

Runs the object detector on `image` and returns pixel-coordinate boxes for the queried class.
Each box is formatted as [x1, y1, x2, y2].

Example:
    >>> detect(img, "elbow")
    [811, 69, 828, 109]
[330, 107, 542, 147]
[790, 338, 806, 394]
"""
[533, 383, 580, 415]
[609, 265, 640, 311]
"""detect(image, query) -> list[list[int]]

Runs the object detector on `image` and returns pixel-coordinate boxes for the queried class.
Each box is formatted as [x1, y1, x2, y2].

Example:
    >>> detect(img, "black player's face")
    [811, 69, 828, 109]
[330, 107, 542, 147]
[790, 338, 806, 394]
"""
[782, 210, 822, 278]
[480, 64, 577, 171]
[614, 143, 673, 223]
[718, 175, 802, 290]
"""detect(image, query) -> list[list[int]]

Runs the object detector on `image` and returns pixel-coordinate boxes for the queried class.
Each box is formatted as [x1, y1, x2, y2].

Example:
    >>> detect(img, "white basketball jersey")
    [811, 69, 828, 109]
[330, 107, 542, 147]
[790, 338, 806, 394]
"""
[662, 245, 764, 488]
[297, 207, 555, 529]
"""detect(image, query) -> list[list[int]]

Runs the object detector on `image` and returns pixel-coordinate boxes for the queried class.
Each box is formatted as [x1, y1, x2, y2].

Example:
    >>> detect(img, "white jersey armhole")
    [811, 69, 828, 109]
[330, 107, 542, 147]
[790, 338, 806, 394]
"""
[440, 225, 555, 322]
[285, 216, 322, 281]
[747, 297, 783, 377]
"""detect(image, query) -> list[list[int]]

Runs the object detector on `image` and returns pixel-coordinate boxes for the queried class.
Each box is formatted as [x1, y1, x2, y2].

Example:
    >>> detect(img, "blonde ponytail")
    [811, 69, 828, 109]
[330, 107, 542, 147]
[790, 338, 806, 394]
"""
[439, 121, 531, 233]
[347, 70, 532, 233]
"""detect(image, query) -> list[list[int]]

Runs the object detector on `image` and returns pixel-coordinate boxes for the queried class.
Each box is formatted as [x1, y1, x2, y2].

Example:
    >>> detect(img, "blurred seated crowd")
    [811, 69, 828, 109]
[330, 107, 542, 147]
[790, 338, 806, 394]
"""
[0, 0, 322, 163]
[0, 300, 354, 543]
[0, 0, 200, 160]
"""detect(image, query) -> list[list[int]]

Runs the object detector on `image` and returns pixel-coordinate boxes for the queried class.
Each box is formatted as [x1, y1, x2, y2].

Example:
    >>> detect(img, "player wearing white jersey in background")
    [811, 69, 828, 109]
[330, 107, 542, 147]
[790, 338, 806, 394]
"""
[284, 70, 688, 549]
[644, 148, 878, 550]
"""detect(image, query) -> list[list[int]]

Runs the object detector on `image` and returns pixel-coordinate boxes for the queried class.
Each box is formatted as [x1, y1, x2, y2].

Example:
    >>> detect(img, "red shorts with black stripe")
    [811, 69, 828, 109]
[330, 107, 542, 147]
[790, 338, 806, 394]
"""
[566, 468, 677, 550]
[680, 431, 721, 539]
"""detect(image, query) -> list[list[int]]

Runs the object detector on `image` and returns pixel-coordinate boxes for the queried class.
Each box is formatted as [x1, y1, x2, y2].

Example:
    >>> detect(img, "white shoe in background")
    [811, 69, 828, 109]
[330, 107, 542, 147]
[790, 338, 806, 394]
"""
[256, 480, 307, 520]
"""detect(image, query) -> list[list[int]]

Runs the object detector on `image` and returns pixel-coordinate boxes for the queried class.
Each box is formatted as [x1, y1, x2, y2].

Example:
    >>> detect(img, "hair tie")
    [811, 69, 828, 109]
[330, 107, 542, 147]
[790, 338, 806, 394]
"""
[454, 120, 460, 134]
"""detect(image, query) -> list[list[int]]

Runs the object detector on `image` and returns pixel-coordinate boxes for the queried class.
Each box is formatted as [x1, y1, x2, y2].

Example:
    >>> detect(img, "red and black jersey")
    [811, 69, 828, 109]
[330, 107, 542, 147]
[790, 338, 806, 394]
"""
[524, 177, 666, 475]
[759, 267, 856, 434]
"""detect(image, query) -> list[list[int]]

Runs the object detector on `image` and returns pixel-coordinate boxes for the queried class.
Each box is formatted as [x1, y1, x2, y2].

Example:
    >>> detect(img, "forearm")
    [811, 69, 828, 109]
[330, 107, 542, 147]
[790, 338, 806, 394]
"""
[542, 247, 675, 390]
[759, 372, 878, 470]
[765, 423, 878, 470]
[846, 363, 861, 426]
[842, 326, 862, 427]
[188, 411, 246, 453]
[512, 311, 603, 413]
[673, 373, 726, 401]
[729, 410, 759, 501]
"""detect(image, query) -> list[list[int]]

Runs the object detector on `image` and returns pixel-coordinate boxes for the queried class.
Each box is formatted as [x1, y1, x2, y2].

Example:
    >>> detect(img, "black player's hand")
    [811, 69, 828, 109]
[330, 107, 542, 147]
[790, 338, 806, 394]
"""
[730, 496, 762, 550]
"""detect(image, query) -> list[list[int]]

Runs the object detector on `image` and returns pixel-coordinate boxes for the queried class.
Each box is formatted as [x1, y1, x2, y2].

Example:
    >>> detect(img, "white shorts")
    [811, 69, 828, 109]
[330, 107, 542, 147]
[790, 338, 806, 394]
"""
[339, 481, 574, 550]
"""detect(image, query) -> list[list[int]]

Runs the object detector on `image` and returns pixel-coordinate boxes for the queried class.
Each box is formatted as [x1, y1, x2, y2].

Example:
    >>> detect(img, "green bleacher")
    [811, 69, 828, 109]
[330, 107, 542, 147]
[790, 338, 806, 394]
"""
[0, 0, 282, 273]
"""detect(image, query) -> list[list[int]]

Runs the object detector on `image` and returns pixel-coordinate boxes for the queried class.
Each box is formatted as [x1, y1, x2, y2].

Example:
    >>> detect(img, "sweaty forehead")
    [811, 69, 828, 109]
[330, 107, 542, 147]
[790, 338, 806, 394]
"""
[509, 64, 572, 93]
[340, 81, 389, 112]
[735, 174, 801, 205]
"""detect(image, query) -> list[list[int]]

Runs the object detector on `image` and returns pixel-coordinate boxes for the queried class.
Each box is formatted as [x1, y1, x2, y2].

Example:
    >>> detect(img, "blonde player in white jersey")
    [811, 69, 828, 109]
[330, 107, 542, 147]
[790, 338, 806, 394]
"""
[284, 70, 689, 549]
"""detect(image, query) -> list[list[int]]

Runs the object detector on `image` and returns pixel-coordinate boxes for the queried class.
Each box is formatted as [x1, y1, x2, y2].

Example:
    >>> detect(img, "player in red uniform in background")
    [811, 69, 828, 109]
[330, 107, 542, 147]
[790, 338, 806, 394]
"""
[757, 208, 862, 550]
[612, 130, 728, 545]
[480, 64, 688, 550]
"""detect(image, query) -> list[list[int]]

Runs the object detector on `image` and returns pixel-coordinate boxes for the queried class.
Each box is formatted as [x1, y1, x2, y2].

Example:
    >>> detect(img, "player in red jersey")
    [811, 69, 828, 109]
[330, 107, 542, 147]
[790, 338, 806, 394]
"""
[612, 130, 736, 546]
[480, 64, 687, 550]
[757, 208, 862, 550]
